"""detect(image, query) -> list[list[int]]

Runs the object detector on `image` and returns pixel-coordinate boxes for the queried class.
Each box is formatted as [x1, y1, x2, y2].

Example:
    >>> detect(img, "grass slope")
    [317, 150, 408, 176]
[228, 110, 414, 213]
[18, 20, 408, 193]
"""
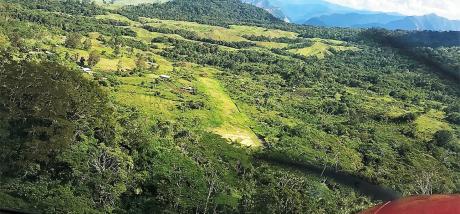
[289, 40, 359, 59]
[141, 17, 298, 42]
[197, 69, 260, 148]
[13, 11, 360, 147]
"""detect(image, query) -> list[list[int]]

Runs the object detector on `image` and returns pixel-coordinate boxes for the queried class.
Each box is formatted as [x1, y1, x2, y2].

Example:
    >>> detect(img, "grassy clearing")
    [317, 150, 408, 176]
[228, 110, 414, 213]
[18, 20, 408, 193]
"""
[289, 42, 331, 58]
[385, 106, 408, 119]
[56, 46, 89, 58]
[308, 38, 345, 45]
[130, 26, 169, 42]
[141, 18, 298, 42]
[142, 19, 247, 42]
[228, 25, 298, 39]
[197, 68, 261, 148]
[108, 57, 259, 147]
[289, 41, 359, 59]
[415, 110, 451, 141]
[97, 14, 182, 43]
[113, 55, 176, 119]
[255, 41, 289, 49]
[96, 13, 139, 25]
[115, 84, 178, 118]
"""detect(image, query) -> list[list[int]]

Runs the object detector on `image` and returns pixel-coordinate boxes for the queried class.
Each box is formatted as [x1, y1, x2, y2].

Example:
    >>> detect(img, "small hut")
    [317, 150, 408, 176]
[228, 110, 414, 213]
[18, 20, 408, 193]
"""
[82, 67, 92, 73]
[159, 75, 171, 79]
[181, 86, 196, 94]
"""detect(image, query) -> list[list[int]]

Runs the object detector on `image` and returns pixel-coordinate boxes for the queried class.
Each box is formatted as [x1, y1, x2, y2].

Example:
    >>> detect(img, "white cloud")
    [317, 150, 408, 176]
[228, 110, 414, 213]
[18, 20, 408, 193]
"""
[324, 0, 460, 20]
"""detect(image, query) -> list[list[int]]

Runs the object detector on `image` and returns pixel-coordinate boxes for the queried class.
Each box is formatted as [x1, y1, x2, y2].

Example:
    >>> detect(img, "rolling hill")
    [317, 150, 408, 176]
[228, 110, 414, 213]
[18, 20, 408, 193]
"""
[119, 0, 283, 26]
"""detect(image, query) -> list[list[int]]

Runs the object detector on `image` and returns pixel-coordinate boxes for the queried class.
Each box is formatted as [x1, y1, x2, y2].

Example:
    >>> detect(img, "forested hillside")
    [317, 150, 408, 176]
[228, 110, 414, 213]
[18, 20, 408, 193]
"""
[119, 0, 283, 27]
[0, 0, 459, 213]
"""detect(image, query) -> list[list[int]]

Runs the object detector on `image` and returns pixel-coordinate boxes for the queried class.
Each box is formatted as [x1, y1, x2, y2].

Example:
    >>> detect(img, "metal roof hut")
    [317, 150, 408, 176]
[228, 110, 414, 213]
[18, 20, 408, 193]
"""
[82, 67, 92, 73]
[159, 75, 171, 79]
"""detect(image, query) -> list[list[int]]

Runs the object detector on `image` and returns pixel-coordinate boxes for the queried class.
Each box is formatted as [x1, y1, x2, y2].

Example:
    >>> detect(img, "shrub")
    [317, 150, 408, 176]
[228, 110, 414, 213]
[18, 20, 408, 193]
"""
[433, 130, 453, 147]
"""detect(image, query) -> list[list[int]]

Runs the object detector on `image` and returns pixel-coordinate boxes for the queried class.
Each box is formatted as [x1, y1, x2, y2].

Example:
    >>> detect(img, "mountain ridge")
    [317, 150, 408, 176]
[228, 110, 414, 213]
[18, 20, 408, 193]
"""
[306, 13, 460, 31]
[119, 0, 283, 26]
[244, 0, 460, 31]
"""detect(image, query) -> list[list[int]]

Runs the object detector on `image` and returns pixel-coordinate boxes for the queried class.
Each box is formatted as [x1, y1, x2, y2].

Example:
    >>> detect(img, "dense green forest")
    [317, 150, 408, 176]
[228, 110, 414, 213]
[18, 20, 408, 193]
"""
[119, 0, 282, 27]
[0, 0, 459, 213]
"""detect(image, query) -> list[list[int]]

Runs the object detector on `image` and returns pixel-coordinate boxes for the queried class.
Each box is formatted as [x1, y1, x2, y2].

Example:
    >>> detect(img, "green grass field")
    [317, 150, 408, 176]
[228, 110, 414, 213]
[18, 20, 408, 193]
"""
[112, 64, 261, 148]
[196, 68, 261, 148]
[255, 41, 289, 49]
[141, 18, 298, 42]
[289, 41, 359, 59]
[415, 110, 451, 141]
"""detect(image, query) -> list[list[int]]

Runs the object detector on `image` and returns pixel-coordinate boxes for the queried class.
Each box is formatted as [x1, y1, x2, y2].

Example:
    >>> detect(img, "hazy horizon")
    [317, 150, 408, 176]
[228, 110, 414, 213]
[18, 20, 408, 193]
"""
[322, 0, 460, 20]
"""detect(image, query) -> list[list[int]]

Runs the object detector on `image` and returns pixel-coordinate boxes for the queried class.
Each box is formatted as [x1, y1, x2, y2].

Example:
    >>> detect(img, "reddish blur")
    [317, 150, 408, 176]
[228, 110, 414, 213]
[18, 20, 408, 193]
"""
[361, 195, 460, 214]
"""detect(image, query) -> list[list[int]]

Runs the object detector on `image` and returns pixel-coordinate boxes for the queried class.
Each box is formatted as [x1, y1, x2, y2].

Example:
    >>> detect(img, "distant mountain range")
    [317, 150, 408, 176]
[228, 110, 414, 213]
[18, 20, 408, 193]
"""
[305, 12, 403, 28]
[305, 13, 460, 31]
[243, 0, 460, 31]
[270, 0, 359, 23]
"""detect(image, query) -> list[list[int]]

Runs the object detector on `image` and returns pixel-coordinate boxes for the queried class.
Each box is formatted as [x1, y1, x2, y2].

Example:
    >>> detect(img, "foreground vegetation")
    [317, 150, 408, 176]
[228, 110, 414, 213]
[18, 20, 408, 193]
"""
[0, 0, 459, 213]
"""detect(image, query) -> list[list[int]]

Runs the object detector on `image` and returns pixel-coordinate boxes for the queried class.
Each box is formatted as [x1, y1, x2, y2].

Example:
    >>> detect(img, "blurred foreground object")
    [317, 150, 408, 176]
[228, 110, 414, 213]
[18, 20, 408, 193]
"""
[361, 195, 460, 214]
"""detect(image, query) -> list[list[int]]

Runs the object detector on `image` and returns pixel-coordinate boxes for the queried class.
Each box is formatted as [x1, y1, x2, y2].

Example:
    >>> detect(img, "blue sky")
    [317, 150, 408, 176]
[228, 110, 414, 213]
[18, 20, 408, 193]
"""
[324, 0, 460, 20]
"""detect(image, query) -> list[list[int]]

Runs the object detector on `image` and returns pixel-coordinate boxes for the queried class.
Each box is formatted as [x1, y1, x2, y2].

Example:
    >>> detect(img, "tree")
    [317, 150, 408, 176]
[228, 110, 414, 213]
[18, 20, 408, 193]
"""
[7, 32, 26, 51]
[127, 47, 134, 56]
[83, 38, 92, 50]
[433, 130, 453, 147]
[114, 45, 121, 57]
[117, 60, 123, 72]
[446, 102, 460, 125]
[97, 34, 106, 43]
[65, 33, 82, 49]
[447, 112, 460, 125]
[0, 55, 110, 176]
[135, 54, 147, 70]
[88, 51, 101, 67]
[79, 57, 86, 66]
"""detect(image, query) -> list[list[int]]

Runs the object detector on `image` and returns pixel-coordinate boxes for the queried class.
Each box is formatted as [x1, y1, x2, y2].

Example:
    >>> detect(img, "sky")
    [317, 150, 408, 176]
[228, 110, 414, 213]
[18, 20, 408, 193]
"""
[324, 0, 460, 20]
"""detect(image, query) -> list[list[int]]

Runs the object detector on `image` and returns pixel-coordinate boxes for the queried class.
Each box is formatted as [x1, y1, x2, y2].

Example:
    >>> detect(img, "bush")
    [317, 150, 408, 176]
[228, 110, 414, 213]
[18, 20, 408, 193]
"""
[446, 112, 460, 125]
[64, 33, 82, 49]
[433, 130, 453, 147]
[394, 112, 419, 123]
